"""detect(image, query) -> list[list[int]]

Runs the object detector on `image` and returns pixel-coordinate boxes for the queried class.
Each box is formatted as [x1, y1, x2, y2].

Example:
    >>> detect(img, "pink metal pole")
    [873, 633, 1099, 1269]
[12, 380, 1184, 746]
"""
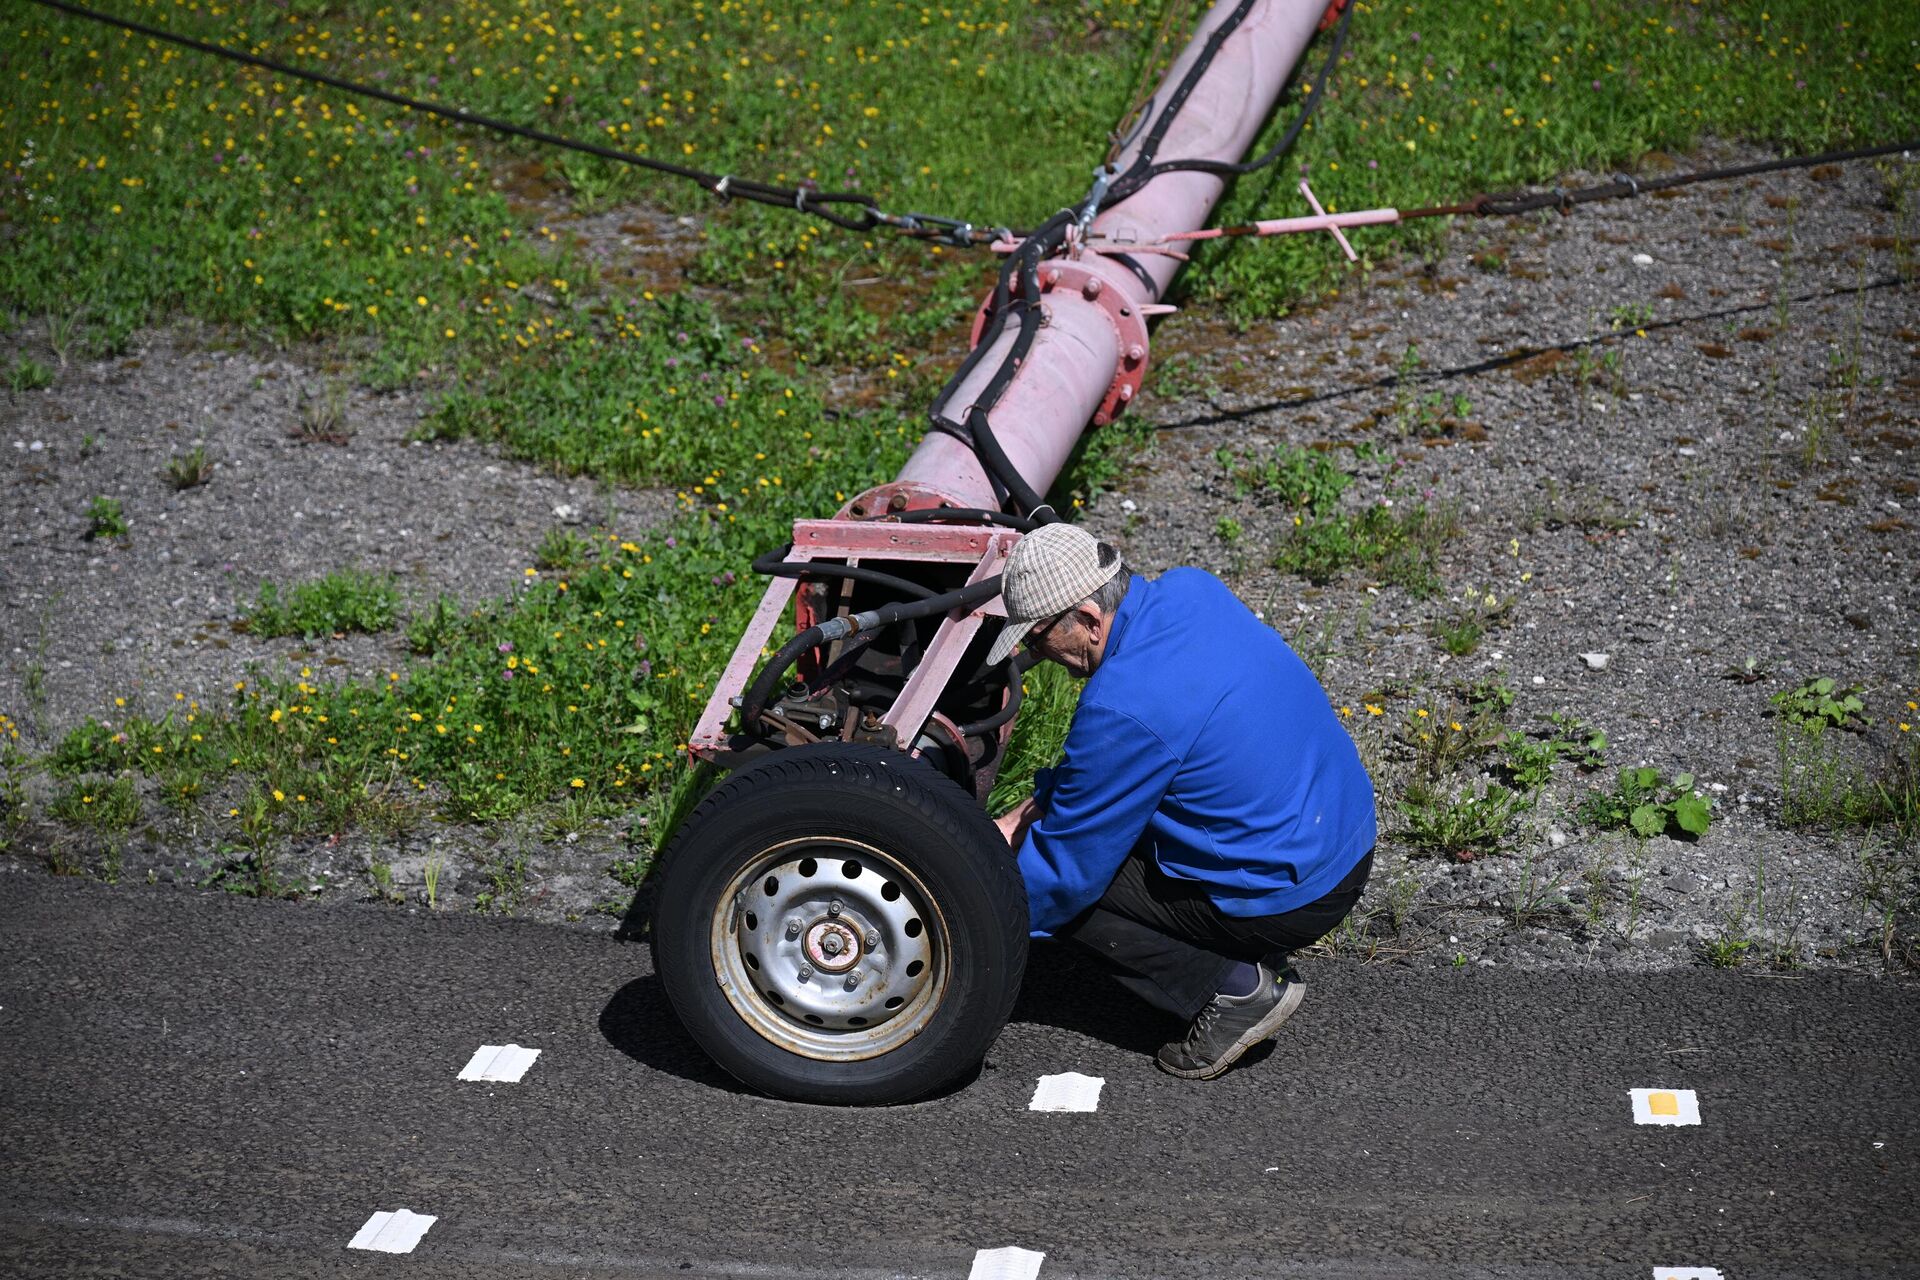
[888, 0, 1331, 513]
[693, 0, 1337, 761]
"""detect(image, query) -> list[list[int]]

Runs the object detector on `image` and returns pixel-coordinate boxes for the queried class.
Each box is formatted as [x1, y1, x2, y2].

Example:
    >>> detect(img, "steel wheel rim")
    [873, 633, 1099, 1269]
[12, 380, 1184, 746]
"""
[709, 836, 950, 1062]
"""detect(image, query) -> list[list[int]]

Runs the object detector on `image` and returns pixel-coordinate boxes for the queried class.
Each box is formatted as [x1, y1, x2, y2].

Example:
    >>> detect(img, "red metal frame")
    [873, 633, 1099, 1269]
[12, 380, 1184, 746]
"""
[689, 523, 1015, 762]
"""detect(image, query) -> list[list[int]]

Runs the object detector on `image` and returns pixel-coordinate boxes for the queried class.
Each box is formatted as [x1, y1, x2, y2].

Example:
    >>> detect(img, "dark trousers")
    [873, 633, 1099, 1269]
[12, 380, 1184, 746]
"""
[1057, 847, 1374, 1021]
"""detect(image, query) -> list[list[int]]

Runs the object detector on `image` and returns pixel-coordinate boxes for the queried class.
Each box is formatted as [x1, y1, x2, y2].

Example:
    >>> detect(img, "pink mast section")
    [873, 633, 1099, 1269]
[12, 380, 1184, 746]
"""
[889, 0, 1332, 512]
[691, 0, 1336, 758]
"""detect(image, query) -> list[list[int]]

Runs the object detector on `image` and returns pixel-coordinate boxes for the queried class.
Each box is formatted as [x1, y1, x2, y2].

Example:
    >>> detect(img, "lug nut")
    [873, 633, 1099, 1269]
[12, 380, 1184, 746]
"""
[796, 964, 813, 983]
[863, 931, 880, 949]
[1082, 278, 1103, 300]
[844, 972, 862, 991]
[785, 919, 803, 940]
[828, 899, 842, 918]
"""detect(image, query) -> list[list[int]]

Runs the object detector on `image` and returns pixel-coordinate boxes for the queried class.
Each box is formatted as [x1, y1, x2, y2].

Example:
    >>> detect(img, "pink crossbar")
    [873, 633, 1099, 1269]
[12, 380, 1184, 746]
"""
[689, 525, 1017, 759]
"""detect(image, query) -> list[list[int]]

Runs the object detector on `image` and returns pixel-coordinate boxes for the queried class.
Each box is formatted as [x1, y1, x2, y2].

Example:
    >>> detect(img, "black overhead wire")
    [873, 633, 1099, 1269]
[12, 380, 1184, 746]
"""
[22, 0, 1011, 244]
[1401, 137, 1920, 221]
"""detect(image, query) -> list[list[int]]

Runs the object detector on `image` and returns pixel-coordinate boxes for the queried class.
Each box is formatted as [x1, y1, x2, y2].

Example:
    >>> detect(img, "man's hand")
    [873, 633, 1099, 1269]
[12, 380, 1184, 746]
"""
[993, 794, 1044, 849]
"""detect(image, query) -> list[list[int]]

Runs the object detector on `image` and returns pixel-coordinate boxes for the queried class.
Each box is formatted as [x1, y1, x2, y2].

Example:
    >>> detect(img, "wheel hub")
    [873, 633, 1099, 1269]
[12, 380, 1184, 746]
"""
[804, 919, 862, 973]
[709, 838, 946, 1061]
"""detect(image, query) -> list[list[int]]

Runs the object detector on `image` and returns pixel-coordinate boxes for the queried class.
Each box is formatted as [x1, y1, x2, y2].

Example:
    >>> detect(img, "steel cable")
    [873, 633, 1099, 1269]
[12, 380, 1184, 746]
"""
[22, 0, 1010, 244]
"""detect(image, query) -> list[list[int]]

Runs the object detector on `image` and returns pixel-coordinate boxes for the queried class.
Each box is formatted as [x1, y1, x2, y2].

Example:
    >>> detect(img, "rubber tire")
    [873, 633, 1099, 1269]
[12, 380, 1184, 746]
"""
[651, 743, 1029, 1105]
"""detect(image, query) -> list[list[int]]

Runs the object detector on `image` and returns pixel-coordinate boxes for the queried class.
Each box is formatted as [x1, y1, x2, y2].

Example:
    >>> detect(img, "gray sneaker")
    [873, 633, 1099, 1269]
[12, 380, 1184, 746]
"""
[1155, 964, 1305, 1080]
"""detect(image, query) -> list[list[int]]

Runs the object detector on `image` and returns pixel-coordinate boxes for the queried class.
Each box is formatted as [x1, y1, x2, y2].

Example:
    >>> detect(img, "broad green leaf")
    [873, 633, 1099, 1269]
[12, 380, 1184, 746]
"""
[1630, 803, 1666, 838]
[1672, 772, 1694, 791]
[1674, 794, 1712, 835]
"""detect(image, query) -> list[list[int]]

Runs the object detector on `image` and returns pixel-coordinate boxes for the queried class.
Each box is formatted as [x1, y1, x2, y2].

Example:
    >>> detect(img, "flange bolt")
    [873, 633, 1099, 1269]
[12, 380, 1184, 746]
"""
[796, 964, 814, 983]
[828, 899, 843, 918]
[785, 919, 803, 939]
[844, 972, 862, 991]
[863, 931, 880, 950]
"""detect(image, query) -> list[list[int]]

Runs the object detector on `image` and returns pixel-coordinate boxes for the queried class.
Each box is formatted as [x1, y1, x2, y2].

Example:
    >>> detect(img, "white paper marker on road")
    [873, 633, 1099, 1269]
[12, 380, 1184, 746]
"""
[458, 1043, 542, 1083]
[348, 1209, 437, 1254]
[1652, 1269, 1724, 1279]
[968, 1246, 1046, 1280]
[1029, 1072, 1104, 1113]
[1630, 1088, 1701, 1126]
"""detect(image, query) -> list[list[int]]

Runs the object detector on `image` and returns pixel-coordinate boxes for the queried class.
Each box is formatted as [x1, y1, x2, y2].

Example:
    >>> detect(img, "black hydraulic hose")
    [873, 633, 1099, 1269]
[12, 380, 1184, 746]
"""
[928, 210, 1074, 523]
[1126, 0, 1351, 190]
[872, 508, 1041, 533]
[955, 659, 1024, 737]
[1102, 0, 1351, 209]
[751, 545, 937, 601]
[739, 576, 1004, 732]
[1107, 0, 1260, 197]
[968, 405, 1053, 522]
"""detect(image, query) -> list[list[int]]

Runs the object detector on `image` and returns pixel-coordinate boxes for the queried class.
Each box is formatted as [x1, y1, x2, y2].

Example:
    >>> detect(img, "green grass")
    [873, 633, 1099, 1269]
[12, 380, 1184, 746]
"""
[49, 774, 141, 832]
[1400, 778, 1528, 862]
[85, 495, 128, 541]
[989, 664, 1083, 816]
[1778, 728, 1918, 836]
[1271, 498, 1459, 596]
[9, 0, 1918, 857]
[246, 569, 403, 640]
[8, 354, 55, 391]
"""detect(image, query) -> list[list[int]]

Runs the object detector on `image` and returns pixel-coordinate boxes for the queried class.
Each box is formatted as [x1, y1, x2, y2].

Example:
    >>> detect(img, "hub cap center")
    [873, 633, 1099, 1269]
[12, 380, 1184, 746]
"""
[804, 920, 862, 973]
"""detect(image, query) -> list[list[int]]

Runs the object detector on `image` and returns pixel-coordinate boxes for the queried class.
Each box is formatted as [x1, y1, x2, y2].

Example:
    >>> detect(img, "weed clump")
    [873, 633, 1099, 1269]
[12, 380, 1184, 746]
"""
[246, 570, 401, 639]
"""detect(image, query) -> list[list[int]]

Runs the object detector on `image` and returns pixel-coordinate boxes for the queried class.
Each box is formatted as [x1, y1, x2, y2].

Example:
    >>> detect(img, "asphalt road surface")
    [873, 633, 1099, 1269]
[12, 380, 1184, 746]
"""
[2, 873, 1914, 1279]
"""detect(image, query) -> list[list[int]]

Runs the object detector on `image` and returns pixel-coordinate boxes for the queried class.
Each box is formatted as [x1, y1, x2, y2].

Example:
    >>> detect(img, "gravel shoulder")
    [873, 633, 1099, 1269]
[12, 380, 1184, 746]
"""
[3, 143, 1916, 975]
[1090, 143, 1919, 976]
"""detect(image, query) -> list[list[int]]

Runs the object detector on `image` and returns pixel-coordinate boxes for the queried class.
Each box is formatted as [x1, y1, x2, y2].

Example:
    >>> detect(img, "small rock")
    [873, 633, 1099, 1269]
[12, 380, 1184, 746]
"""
[1579, 652, 1611, 671]
[1548, 828, 1569, 848]
[1631, 253, 1654, 267]
[1531, 675, 1546, 686]
[1120, 498, 1137, 513]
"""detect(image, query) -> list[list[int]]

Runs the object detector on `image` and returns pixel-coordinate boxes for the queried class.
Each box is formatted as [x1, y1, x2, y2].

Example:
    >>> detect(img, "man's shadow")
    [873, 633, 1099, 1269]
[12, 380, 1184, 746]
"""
[602, 885, 1191, 1091]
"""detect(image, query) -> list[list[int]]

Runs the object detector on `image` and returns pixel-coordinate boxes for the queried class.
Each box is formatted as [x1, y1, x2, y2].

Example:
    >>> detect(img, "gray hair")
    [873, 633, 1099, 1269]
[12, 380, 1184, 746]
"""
[1079, 542, 1130, 617]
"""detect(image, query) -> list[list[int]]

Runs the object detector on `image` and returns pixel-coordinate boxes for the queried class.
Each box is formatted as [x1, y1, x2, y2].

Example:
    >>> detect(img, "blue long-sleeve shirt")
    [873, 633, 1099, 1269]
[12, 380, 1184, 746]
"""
[1015, 568, 1377, 934]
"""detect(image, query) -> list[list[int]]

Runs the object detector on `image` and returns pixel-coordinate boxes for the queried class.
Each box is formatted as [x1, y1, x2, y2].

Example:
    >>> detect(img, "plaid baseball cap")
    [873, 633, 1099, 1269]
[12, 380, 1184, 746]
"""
[984, 523, 1124, 668]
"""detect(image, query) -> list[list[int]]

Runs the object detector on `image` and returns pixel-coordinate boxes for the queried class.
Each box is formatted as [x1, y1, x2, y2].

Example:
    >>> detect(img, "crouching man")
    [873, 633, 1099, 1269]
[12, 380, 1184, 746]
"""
[989, 523, 1376, 1079]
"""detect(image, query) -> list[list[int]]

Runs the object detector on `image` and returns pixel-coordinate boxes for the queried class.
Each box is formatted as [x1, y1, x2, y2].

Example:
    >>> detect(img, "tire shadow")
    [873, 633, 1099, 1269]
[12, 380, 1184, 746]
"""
[597, 971, 755, 1096]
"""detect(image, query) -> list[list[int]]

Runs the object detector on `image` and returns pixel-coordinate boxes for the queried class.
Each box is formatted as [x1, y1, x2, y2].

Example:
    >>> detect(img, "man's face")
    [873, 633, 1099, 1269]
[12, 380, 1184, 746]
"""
[1024, 605, 1104, 680]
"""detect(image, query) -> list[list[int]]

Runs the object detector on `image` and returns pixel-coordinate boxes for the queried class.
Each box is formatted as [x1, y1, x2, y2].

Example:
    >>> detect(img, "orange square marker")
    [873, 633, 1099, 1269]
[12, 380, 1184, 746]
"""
[1630, 1087, 1701, 1126]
